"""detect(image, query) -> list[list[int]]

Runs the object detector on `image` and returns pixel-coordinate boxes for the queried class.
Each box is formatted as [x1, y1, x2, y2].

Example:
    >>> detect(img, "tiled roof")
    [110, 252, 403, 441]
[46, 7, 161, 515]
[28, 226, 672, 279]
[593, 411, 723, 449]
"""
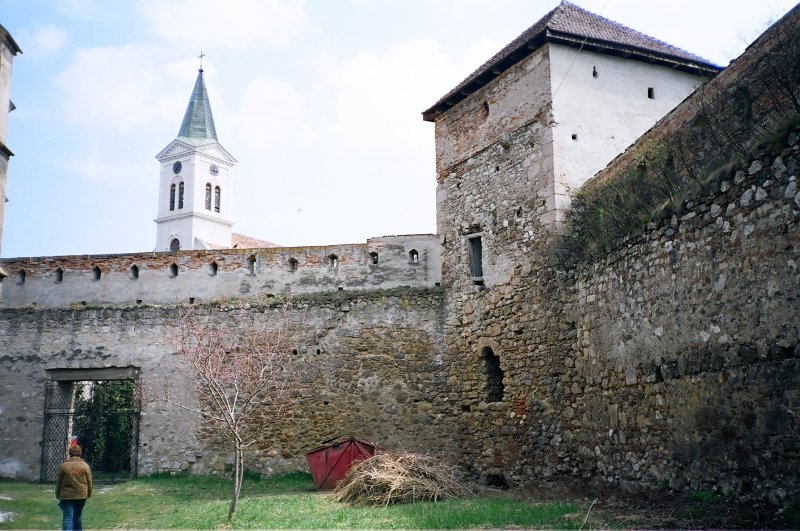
[231, 233, 279, 249]
[178, 69, 218, 141]
[422, 1, 721, 121]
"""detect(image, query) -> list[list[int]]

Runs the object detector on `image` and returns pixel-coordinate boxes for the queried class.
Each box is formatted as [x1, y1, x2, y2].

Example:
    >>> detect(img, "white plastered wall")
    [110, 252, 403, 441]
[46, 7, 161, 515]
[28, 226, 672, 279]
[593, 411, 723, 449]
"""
[154, 146, 234, 251]
[548, 44, 706, 220]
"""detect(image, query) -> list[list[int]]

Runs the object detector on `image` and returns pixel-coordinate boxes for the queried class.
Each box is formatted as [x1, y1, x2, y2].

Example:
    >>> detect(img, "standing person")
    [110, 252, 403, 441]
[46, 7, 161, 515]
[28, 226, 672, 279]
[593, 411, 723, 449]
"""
[55, 444, 93, 531]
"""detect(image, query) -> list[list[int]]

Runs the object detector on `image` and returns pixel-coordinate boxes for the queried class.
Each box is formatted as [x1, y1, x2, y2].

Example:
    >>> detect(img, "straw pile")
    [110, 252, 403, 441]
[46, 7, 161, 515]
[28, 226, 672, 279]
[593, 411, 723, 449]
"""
[331, 451, 471, 506]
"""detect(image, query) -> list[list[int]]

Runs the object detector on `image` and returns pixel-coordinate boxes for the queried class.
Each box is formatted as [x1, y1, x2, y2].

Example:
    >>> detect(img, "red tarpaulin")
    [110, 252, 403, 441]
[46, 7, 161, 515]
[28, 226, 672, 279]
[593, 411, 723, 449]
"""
[306, 436, 381, 490]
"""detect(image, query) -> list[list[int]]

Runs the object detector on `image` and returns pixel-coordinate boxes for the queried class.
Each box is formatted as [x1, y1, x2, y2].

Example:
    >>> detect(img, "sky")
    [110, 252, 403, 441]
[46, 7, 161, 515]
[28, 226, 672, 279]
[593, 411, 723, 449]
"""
[1, 0, 798, 258]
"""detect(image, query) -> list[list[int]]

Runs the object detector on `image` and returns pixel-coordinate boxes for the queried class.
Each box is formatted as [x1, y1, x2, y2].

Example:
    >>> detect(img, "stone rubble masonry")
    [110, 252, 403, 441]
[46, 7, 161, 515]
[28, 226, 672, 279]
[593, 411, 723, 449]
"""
[564, 135, 800, 498]
[431, 4, 799, 502]
[0, 288, 450, 480]
[555, 5, 800, 497]
[0, 4, 799, 505]
[0, 234, 441, 307]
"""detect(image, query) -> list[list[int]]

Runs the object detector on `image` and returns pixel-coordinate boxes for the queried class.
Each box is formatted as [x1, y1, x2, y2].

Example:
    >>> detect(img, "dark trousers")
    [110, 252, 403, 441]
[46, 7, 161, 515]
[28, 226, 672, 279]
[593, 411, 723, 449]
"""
[58, 499, 86, 531]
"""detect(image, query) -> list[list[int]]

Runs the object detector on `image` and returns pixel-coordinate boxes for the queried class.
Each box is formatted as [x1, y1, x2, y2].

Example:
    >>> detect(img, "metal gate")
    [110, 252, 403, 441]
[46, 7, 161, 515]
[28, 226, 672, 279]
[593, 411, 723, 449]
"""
[40, 379, 141, 483]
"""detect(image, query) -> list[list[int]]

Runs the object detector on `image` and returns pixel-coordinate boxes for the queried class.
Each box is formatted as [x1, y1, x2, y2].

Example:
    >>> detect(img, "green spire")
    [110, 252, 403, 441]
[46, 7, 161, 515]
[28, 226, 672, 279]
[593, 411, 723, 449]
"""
[177, 68, 217, 141]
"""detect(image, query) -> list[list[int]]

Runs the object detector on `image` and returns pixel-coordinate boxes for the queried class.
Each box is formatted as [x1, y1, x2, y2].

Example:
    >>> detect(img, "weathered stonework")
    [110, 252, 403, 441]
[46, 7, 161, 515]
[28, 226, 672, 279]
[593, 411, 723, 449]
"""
[0, 3, 798, 506]
[0, 234, 440, 307]
[429, 4, 800, 501]
[0, 288, 450, 480]
[559, 136, 800, 498]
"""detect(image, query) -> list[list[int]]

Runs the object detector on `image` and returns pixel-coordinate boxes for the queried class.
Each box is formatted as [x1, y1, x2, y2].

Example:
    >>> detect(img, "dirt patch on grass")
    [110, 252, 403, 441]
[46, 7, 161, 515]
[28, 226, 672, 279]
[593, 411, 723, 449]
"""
[501, 480, 797, 529]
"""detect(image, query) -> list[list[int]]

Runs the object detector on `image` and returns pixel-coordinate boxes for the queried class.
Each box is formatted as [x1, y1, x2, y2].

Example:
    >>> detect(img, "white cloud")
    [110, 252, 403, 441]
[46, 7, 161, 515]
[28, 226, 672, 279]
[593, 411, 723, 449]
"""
[309, 34, 497, 178]
[55, 45, 189, 131]
[234, 37, 461, 244]
[318, 38, 453, 156]
[227, 77, 317, 153]
[18, 25, 68, 57]
[139, 0, 308, 49]
[53, 0, 100, 20]
[59, 142, 110, 185]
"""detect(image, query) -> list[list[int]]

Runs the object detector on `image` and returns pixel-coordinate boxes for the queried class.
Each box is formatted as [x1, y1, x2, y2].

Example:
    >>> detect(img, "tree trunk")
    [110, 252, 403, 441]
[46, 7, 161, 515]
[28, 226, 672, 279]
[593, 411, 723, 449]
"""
[228, 446, 244, 520]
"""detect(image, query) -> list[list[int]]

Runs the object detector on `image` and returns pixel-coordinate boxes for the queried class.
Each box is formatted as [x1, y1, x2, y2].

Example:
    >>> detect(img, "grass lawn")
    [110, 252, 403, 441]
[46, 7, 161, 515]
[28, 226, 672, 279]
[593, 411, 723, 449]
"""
[0, 472, 586, 529]
[3, 472, 795, 529]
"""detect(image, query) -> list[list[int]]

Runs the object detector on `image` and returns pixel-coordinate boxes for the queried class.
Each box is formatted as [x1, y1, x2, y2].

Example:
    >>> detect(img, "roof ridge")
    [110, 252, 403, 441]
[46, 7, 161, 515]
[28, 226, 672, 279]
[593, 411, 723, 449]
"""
[548, 2, 712, 65]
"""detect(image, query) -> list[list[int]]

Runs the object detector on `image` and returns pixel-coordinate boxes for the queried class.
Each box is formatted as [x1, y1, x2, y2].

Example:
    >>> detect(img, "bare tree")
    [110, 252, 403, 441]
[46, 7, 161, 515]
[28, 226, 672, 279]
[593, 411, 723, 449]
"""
[156, 301, 297, 520]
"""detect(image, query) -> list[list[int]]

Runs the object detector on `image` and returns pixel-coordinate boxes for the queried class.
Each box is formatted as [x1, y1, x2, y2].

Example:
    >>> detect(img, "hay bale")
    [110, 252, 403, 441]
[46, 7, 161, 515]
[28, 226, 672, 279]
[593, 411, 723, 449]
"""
[331, 451, 471, 506]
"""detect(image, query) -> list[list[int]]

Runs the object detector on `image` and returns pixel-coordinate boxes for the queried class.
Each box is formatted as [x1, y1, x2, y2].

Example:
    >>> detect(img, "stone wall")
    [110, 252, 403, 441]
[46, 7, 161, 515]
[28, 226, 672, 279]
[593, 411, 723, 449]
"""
[553, 132, 800, 500]
[433, 39, 572, 486]
[0, 287, 451, 480]
[1, 3, 799, 505]
[429, 4, 800, 501]
[0, 234, 440, 307]
[542, 6, 800, 499]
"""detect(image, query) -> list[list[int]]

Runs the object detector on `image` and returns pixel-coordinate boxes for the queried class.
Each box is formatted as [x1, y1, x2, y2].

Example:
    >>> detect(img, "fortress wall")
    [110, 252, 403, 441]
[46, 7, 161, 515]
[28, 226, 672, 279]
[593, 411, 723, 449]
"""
[522, 7, 800, 499]
[431, 5, 800, 500]
[0, 234, 440, 307]
[0, 287, 450, 481]
[543, 6, 800, 498]
[2, 4, 799, 503]
[564, 135, 800, 498]
[433, 45, 553, 180]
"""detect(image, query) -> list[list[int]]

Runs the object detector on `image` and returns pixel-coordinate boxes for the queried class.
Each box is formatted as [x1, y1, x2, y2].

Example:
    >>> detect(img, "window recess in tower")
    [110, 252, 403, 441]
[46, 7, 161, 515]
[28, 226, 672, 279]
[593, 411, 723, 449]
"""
[482, 347, 504, 402]
[467, 233, 484, 285]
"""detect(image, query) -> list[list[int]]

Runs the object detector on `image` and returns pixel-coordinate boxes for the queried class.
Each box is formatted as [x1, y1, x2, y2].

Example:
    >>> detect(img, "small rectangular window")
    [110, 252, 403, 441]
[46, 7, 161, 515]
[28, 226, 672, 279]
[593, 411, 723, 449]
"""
[468, 234, 483, 283]
[647, 87, 655, 99]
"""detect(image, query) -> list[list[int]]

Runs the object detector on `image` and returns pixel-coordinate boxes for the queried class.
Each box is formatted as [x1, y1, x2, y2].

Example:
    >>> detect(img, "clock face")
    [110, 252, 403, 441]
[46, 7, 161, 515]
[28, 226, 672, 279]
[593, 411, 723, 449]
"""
[209, 164, 219, 176]
[172, 161, 182, 174]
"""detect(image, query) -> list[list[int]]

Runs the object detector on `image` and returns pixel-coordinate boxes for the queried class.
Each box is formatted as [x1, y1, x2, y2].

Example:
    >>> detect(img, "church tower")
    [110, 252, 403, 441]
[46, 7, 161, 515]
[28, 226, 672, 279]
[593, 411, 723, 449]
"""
[154, 67, 236, 251]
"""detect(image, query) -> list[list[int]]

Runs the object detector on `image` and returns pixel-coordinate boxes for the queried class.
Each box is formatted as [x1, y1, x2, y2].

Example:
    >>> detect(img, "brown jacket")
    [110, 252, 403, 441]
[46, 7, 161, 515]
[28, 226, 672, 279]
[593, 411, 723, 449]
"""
[55, 457, 93, 500]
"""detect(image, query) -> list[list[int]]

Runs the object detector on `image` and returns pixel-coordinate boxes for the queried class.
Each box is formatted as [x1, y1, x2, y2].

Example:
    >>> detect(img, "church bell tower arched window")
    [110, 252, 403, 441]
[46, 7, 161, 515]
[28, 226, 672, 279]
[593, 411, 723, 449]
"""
[214, 186, 221, 213]
[178, 182, 185, 209]
[205, 183, 212, 210]
[169, 184, 176, 211]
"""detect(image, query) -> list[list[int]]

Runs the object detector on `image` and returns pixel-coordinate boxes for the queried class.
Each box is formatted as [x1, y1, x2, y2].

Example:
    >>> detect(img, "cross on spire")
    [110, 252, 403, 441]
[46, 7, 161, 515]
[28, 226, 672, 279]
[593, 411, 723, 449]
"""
[198, 51, 205, 71]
